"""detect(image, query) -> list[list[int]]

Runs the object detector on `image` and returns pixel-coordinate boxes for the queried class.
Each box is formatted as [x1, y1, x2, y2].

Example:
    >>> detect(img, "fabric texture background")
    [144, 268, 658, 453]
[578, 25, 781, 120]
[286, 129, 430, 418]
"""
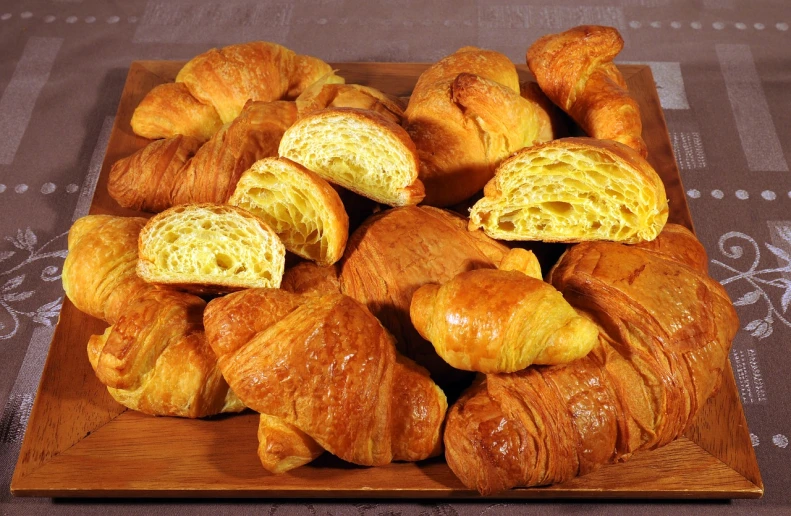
[0, 0, 789, 513]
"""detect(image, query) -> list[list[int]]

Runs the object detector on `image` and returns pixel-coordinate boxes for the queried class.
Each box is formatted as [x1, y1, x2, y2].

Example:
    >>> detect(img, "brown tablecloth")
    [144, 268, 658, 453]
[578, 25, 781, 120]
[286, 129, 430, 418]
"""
[1, 0, 789, 514]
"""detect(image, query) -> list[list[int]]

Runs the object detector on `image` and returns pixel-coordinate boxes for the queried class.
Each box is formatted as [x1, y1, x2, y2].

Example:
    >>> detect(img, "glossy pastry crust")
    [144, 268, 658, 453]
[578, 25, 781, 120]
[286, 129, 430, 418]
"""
[87, 289, 244, 418]
[410, 267, 599, 373]
[130, 42, 328, 142]
[443, 224, 739, 494]
[257, 414, 324, 474]
[527, 25, 647, 157]
[110, 100, 298, 213]
[281, 261, 341, 296]
[405, 47, 555, 207]
[62, 215, 155, 324]
[295, 75, 406, 124]
[339, 206, 509, 390]
[176, 41, 332, 124]
[130, 82, 222, 143]
[203, 289, 447, 467]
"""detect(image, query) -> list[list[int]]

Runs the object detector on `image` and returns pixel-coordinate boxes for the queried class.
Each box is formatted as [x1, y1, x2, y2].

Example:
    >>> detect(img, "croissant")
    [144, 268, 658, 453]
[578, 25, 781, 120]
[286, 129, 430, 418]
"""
[62, 215, 243, 418]
[295, 73, 406, 124]
[339, 206, 509, 393]
[410, 251, 598, 373]
[281, 261, 341, 296]
[405, 46, 555, 207]
[130, 82, 222, 143]
[257, 413, 324, 474]
[137, 204, 286, 294]
[279, 107, 424, 207]
[110, 100, 297, 213]
[131, 41, 330, 140]
[443, 224, 739, 494]
[228, 157, 349, 266]
[527, 25, 647, 157]
[62, 215, 155, 324]
[468, 138, 668, 243]
[203, 289, 447, 467]
[87, 289, 244, 418]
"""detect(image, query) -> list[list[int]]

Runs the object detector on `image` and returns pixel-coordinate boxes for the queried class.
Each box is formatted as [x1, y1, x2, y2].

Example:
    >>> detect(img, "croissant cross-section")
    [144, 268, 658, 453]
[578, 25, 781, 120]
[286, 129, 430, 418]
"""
[137, 203, 285, 294]
[469, 138, 668, 244]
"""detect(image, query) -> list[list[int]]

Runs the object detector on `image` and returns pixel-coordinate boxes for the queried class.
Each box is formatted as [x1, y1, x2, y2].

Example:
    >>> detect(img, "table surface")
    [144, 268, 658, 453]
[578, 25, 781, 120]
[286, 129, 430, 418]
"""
[0, 0, 789, 514]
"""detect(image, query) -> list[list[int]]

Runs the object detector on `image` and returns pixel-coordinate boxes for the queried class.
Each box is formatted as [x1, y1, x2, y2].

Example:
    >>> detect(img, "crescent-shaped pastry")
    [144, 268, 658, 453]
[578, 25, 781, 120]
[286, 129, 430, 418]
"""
[131, 42, 330, 141]
[410, 250, 598, 373]
[527, 25, 647, 157]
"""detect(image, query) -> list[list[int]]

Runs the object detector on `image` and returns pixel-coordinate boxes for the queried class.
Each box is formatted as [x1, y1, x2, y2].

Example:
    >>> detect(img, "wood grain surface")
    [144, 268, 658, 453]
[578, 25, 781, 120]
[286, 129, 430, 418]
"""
[10, 62, 763, 499]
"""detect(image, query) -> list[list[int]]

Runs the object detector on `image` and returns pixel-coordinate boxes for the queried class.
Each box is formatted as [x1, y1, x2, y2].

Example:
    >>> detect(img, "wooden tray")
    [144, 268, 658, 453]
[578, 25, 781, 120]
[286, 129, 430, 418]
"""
[11, 62, 763, 499]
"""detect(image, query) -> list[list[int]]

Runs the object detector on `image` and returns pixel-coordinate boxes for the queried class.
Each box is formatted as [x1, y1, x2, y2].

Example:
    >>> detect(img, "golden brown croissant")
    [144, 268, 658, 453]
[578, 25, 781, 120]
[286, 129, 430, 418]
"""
[257, 413, 324, 474]
[62, 215, 156, 324]
[87, 289, 244, 418]
[62, 215, 243, 418]
[281, 261, 341, 296]
[527, 25, 647, 157]
[110, 100, 297, 213]
[176, 42, 331, 124]
[405, 47, 555, 207]
[203, 289, 447, 467]
[443, 224, 738, 494]
[131, 41, 330, 141]
[339, 206, 509, 393]
[295, 74, 406, 124]
[130, 82, 223, 143]
[410, 253, 598, 373]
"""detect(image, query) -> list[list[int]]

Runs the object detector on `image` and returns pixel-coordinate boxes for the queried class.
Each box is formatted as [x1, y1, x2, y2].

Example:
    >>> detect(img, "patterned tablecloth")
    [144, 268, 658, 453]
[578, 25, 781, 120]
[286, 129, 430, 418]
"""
[1, 0, 789, 514]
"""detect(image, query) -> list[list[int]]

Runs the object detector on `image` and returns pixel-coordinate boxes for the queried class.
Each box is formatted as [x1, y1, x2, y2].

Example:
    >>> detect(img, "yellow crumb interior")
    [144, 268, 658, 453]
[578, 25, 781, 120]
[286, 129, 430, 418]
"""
[473, 148, 662, 242]
[144, 206, 280, 285]
[279, 113, 414, 204]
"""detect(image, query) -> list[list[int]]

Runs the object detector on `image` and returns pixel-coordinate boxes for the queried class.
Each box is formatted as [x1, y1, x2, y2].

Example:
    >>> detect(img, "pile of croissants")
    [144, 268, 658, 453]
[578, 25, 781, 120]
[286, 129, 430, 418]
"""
[60, 25, 738, 495]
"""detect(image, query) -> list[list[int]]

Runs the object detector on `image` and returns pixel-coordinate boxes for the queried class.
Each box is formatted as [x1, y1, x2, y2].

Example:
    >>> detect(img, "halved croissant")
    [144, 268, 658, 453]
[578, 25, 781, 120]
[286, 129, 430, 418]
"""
[228, 157, 349, 266]
[469, 137, 668, 243]
[411, 251, 598, 373]
[110, 100, 297, 213]
[279, 107, 424, 206]
[405, 47, 555, 206]
[137, 204, 285, 294]
[131, 41, 330, 141]
[203, 289, 447, 467]
[443, 224, 739, 494]
[527, 25, 647, 157]
[62, 215, 243, 418]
